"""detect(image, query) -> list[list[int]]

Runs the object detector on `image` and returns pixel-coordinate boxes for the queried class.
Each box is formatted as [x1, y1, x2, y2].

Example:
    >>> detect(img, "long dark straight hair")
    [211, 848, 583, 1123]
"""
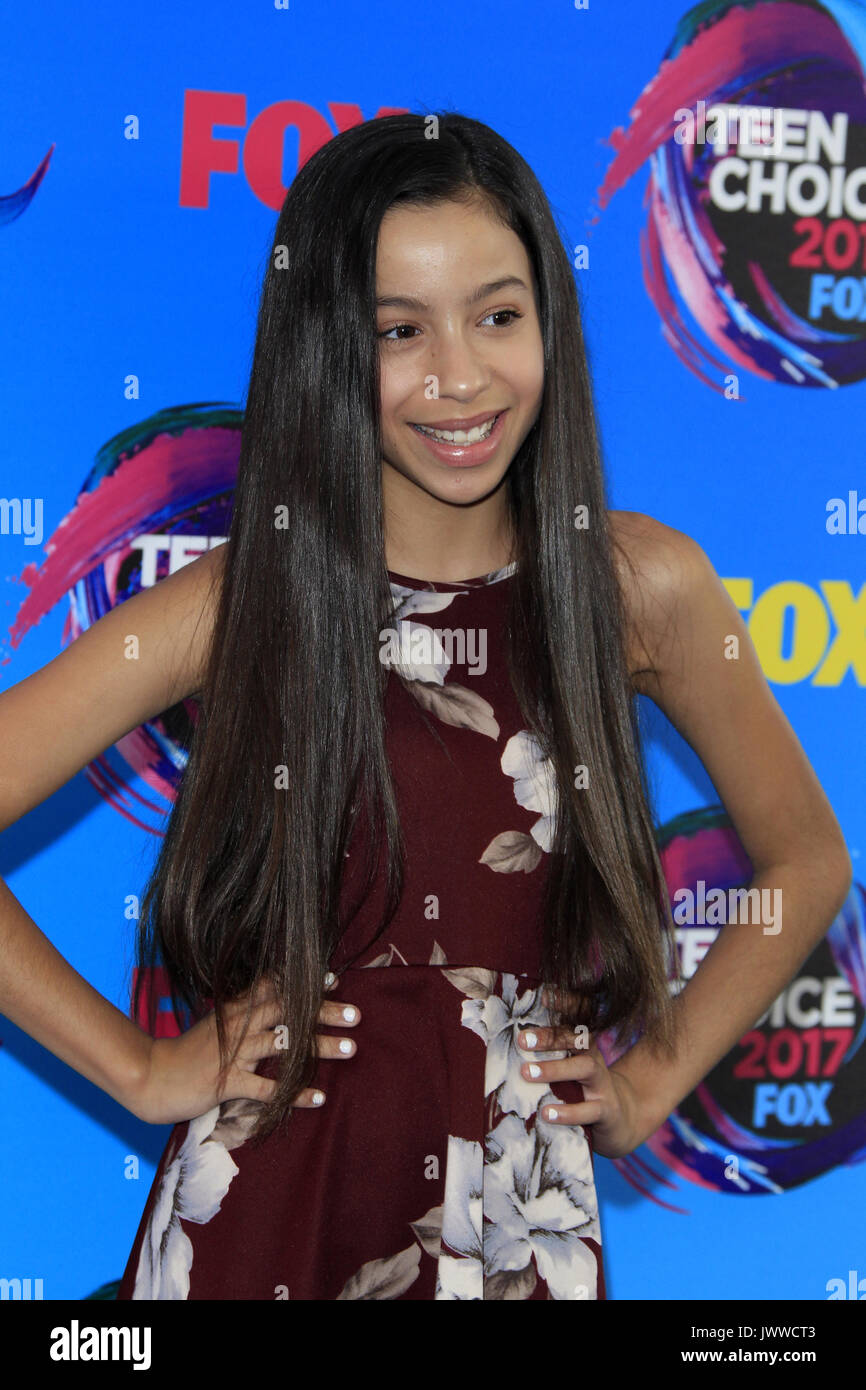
[133, 111, 681, 1143]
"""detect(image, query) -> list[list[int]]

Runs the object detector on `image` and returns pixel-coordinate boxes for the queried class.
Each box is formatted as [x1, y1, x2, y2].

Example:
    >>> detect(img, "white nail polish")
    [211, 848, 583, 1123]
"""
[339, 1039, 353, 1054]
[312, 1091, 325, 1105]
[547, 1107, 558, 1120]
[324, 971, 336, 987]
[528, 1063, 542, 1078]
[523, 1031, 537, 1048]
[342, 1006, 357, 1022]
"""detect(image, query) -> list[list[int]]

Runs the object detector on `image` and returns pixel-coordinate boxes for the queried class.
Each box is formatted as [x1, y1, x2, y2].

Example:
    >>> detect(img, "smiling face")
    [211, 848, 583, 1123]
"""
[375, 195, 545, 526]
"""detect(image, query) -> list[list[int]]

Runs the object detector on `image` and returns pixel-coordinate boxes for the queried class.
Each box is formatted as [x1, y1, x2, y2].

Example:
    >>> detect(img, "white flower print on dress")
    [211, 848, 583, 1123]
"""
[331, 948, 601, 1301]
[500, 730, 558, 851]
[434, 1135, 485, 1300]
[445, 969, 569, 1120]
[383, 581, 500, 739]
[479, 731, 558, 873]
[422, 1112, 599, 1300]
[440, 963, 601, 1299]
[335, 1244, 422, 1299]
[482, 562, 517, 585]
[381, 584, 460, 685]
[388, 582, 465, 624]
[132, 1099, 260, 1300]
[484, 1108, 601, 1300]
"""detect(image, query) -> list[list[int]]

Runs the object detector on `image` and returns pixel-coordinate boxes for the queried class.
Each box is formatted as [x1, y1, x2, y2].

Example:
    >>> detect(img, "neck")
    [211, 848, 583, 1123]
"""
[382, 464, 516, 583]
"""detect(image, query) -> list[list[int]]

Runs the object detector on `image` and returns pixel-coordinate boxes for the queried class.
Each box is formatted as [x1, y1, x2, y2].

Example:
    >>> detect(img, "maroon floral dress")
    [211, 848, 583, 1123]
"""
[116, 563, 606, 1300]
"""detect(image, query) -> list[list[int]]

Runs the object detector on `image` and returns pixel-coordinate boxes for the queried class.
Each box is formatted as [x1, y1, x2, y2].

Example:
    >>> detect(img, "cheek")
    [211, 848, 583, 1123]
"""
[378, 359, 416, 428]
[507, 328, 545, 396]
[513, 353, 545, 411]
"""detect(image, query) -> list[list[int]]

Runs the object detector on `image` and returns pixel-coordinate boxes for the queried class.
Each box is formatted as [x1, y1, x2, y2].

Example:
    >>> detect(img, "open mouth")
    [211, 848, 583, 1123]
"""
[409, 412, 502, 445]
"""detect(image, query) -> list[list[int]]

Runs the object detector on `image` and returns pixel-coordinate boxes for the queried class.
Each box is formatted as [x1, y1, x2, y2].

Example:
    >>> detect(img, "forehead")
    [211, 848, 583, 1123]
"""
[375, 198, 533, 291]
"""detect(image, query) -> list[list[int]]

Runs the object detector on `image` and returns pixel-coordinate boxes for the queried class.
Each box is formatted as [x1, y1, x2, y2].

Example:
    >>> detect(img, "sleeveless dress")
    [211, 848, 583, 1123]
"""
[115, 563, 606, 1301]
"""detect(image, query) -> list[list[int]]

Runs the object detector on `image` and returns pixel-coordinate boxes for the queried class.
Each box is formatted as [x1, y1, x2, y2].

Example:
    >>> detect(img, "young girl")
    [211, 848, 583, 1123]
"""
[0, 112, 850, 1301]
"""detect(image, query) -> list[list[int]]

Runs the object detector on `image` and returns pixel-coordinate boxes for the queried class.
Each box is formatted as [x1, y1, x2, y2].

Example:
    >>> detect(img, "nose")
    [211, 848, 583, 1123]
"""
[426, 328, 491, 400]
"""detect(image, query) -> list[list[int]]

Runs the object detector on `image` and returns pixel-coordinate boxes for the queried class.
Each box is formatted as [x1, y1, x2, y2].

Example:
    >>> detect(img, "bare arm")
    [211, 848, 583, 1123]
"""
[0, 545, 225, 1113]
[609, 511, 853, 1140]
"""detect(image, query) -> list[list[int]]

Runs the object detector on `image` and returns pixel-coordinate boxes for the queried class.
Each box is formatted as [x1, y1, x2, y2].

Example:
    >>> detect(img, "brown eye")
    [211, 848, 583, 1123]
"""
[378, 324, 419, 341]
[481, 310, 523, 327]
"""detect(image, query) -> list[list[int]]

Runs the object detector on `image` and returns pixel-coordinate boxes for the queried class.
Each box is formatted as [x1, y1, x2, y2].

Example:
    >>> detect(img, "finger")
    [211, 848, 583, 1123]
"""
[291, 1087, 328, 1109]
[230, 988, 361, 1038]
[234, 1021, 359, 1066]
[227, 1070, 279, 1104]
[245, 998, 290, 1034]
[226, 1065, 327, 1109]
[232, 1028, 291, 1068]
[221, 998, 284, 1047]
[539, 1097, 605, 1125]
[517, 1026, 554, 1052]
[323, 970, 340, 992]
[520, 1055, 597, 1085]
[316, 999, 361, 1026]
[232, 992, 357, 1040]
[313, 1032, 357, 1060]
[518, 1025, 595, 1055]
[551, 1023, 595, 1053]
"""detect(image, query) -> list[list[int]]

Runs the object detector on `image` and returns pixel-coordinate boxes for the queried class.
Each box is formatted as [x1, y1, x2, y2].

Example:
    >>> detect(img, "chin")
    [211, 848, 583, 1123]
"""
[423, 467, 510, 504]
[387, 451, 511, 499]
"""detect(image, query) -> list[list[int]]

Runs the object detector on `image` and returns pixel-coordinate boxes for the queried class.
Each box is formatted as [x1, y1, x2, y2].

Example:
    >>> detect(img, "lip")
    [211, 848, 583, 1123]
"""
[410, 409, 503, 431]
[408, 409, 508, 468]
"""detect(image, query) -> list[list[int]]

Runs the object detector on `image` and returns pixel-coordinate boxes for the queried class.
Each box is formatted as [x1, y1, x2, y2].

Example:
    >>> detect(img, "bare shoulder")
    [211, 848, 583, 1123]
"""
[607, 516, 851, 883]
[609, 508, 704, 596]
[608, 509, 713, 691]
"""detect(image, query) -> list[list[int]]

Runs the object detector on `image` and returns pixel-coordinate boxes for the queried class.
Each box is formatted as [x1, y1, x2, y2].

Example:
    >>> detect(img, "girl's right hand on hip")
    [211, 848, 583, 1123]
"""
[130, 973, 360, 1124]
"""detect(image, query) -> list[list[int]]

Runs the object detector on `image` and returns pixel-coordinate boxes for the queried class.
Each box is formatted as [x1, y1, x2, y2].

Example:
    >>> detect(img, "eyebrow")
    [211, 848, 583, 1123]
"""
[375, 276, 531, 311]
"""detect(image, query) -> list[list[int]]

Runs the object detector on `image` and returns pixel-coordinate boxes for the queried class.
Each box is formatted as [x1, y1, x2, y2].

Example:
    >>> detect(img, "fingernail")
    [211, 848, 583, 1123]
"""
[339, 1039, 354, 1054]
[527, 1063, 542, 1078]
[522, 1031, 538, 1048]
[324, 971, 336, 987]
[312, 1091, 325, 1105]
[342, 1006, 357, 1022]
[546, 1106, 558, 1120]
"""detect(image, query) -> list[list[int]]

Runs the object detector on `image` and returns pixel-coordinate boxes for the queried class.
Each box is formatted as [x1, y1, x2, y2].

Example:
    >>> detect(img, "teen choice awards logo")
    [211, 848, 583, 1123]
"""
[594, 0, 866, 390]
[603, 805, 865, 1204]
[9, 402, 241, 833]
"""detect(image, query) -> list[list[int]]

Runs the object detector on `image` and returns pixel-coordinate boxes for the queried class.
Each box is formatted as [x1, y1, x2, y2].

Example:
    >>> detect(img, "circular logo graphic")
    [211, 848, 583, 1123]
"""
[10, 401, 241, 832]
[596, 0, 866, 388]
[606, 804, 866, 1201]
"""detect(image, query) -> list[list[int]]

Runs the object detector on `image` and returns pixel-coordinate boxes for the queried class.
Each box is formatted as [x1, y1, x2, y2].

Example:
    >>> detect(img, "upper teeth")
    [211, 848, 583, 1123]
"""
[415, 415, 497, 443]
